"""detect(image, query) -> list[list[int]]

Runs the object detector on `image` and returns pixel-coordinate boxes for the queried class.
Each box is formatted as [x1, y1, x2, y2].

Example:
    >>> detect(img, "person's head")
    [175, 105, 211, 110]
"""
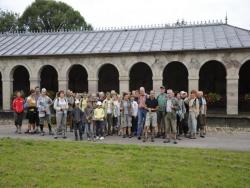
[35, 86, 40, 94]
[150, 90, 155, 98]
[124, 93, 129, 101]
[190, 90, 197, 99]
[167, 89, 174, 98]
[176, 93, 181, 99]
[16, 91, 22, 97]
[130, 96, 135, 101]
[75, 99, 80, 107]
[97, 101, 102, 108]
[30, 89, 36, 96]
[139, 87, 145, 95]
[41, 88, 47, 96]
[83, 92, 88, 98]
[197, 91, 203, 98]
[160, 86, 165, 94]
[106, 92, 111, 100]
[58, 90, 65, 98]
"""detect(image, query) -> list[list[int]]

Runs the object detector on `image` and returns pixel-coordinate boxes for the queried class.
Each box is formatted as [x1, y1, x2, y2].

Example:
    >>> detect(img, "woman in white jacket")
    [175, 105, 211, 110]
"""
[53, 90, 69, 139]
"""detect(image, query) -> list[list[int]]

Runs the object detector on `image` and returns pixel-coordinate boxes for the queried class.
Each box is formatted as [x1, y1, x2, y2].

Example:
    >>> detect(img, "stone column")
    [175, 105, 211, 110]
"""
[2, 79, 12, 110]
[188, 76, 199, 93]
[153, 76, 163, 95]
[226, 76, 238, 115]
[29, 77, 40, 90]
[58, 78, 68, 92]
[119, 76, 129, 93]
[88, 78, 98, 94]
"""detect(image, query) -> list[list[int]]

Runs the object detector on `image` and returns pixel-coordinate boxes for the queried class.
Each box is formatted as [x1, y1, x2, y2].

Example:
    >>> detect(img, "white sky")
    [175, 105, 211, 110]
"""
[0, 0, 250, 30]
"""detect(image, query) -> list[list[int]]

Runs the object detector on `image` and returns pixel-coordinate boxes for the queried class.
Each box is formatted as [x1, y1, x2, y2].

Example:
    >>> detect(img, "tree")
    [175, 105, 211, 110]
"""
[18, 0, 92, 31]
[0, 9, 19, 33]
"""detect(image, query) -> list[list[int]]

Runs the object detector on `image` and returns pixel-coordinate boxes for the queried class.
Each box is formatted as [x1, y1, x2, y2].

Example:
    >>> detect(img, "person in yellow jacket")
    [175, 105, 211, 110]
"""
[94, 101, 105, 140]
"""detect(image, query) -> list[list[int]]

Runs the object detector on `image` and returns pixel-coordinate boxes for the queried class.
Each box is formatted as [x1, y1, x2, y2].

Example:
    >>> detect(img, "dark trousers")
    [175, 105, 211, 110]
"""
[95, 120, 104, 137]
[74, 122, 83, 139]
[106, 114, 113, 135]
[132, 116, 138, 135]
[14, 112, 23, 126]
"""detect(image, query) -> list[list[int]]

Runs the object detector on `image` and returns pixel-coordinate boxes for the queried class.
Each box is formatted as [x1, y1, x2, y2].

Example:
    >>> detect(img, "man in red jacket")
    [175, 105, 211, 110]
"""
[12, 91, 25, 134]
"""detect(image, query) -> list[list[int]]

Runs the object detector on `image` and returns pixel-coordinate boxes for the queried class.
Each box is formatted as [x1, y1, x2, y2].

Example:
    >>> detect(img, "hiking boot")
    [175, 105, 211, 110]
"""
[163, 139, 170, 143]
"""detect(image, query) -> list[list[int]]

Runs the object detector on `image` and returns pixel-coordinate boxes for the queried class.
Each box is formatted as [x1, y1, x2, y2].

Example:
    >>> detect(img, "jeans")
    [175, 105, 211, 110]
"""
[74, 122, 83, 139]
[85, 122, 94, 139]
[137, 108, 147, 137]
[95, 120, 104, 137]
[55, 111, 67, 137]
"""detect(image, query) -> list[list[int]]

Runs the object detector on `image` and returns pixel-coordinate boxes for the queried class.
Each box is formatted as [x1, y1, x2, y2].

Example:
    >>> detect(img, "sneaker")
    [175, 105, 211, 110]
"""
[40, 132, 45, 136]
[49, 131, 54, 135]
[100, 137, 104, 140]
[122, 135, 126, 138]
[137, 136, 141, 140]
[129, 135, 132, 138]
[163, 139, 170, 143]
[96, 136, 100, 140]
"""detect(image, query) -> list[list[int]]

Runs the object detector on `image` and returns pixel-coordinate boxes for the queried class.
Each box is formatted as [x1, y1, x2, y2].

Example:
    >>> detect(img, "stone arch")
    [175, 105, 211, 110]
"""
[129, 62, 153, 92]
[67, 64, 88, 93]
[10, 65, 30, 97]
[98, 64, 119, 93]
[39, 65, 58, 95]
[163, 61, 188, 92]
[238, 60, 250, 112]
[199, 60, 227, 112]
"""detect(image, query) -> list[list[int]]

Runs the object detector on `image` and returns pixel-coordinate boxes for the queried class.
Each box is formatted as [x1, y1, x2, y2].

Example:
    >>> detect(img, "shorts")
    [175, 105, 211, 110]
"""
[39, 114, 51, 125]
[121, 114, 132, 128]
[145, 112, 157, 127]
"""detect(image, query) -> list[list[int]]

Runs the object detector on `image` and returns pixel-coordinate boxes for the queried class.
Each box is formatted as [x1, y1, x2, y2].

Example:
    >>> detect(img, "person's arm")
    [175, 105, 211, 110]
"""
[12, 99, 16, 111]
[53, 99, 61, 111]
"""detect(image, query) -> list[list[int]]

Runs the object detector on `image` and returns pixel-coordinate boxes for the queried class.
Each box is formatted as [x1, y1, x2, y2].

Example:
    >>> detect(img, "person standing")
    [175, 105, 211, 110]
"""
[66, 90, 74, 132]
[72, 100, 84, 141]
[103, 93, 114, 135]
[137, 87, 148, 140]
[94, 101, 105, 140]
[34, 86, 41, 134]
[25, 89, 37, 134]
[130, 95, 138, 136]
[143, 90, 158, 142]
[197, 91, 207, 138]
[176, 92, 186, 138]
[164, 89, 180, 144]
[54, 91, 69, 139]
[84, 101, 94, 141]
[113, 94, 121, 135]
[185, 90, 199, 139]
[12, 91, 25, 134]
[156, 86, 167, 138]
[120, 93, 133, 138]
[37, 88, 53, 136]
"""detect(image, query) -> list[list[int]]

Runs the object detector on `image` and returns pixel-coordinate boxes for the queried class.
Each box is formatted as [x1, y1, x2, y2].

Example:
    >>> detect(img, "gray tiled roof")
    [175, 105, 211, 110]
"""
[0, 23, 250, 57]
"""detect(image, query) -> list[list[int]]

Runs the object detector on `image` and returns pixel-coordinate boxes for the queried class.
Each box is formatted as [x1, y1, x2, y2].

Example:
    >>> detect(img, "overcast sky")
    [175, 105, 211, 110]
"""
[1, 0, 250, 30]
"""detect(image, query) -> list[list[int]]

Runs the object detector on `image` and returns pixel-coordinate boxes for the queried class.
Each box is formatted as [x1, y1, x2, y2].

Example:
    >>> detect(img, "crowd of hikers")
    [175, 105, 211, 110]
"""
[12, 85, 207, 143]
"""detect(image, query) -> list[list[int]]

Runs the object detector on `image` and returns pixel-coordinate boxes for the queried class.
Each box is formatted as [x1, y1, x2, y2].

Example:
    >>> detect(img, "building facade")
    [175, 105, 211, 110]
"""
[0, 22, 250, 115]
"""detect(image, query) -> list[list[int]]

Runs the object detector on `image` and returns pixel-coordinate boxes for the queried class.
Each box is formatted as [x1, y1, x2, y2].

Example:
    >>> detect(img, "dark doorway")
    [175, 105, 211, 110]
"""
[239, 60, 250, 112]
[12, 66, 30, 97]
[98, 64, 119, 93]
[163, 61, 188, 92]
[68, 64, 88, 93]
[40, 65, 58, 95]
[129, 62, 153, 93]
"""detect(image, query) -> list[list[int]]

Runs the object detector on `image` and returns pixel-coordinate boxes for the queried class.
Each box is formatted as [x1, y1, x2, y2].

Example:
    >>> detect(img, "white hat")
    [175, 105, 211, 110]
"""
[75, 100, 80, 104]
[97, 101, 102, 106]
[41, 88, 47, 93]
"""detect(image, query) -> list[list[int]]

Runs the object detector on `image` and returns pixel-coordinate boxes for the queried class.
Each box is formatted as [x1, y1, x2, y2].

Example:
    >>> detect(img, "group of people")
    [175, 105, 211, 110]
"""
[12, 85, 207, 143]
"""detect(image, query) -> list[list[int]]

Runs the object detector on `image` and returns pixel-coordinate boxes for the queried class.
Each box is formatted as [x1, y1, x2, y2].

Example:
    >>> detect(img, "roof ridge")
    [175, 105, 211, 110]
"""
[0, 20, 229, 36]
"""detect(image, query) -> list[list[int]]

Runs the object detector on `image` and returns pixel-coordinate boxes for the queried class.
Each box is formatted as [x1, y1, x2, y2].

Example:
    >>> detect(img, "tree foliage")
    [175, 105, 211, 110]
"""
[18, 0, 92, 31]
[0, 9, 19, 32]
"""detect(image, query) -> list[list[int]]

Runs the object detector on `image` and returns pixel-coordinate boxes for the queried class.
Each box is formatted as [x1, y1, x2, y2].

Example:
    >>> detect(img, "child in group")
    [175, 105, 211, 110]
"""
[94, 101, 105, 140]
[12, 91, 25, 134]
[84, 101, 94, 141]
[72, 100, 84, 141]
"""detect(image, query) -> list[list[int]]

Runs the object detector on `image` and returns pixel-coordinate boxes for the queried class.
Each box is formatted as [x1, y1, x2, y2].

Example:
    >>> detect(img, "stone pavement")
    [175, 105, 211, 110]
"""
[0, 124, 250, 152]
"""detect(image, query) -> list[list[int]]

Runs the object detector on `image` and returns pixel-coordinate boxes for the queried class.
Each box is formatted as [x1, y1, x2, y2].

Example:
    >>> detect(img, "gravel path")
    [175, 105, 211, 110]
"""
[0, 124, 250, 151]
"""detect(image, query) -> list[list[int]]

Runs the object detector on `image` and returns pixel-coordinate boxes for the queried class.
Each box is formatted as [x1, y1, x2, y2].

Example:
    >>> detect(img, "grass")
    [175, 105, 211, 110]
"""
[0, 138, 250, 188]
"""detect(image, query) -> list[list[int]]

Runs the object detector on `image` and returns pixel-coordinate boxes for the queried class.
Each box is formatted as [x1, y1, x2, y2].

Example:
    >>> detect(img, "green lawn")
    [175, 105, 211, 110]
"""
[0, 138, 249, 188]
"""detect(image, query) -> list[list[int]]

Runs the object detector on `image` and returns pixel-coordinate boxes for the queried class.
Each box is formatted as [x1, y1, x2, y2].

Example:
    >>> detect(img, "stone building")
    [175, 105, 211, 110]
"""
[0, 21, 250, 115]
